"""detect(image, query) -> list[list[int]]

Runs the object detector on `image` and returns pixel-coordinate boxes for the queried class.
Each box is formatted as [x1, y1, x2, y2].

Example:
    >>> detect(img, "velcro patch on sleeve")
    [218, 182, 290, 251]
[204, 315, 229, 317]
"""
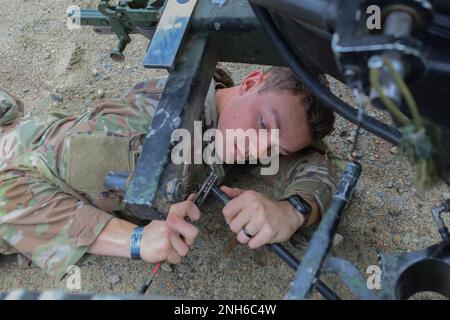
[66, 134, 130, 192]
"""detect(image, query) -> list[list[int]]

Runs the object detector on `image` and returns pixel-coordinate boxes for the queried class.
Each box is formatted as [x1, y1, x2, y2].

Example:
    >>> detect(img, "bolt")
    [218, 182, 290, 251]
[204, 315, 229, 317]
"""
[368, 55, 384, 69]
[344, 68, 356, 78]
[165, 178, 185, 202]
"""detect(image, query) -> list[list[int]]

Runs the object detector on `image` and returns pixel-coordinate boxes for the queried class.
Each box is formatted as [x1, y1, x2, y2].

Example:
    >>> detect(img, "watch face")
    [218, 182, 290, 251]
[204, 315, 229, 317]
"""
[289, 195, 312, 216]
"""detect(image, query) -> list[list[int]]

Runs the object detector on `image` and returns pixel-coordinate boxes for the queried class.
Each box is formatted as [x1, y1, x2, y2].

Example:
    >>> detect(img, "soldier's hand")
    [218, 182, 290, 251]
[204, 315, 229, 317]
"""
[140, 194, 201, 264]
[221, 186, 305, 249]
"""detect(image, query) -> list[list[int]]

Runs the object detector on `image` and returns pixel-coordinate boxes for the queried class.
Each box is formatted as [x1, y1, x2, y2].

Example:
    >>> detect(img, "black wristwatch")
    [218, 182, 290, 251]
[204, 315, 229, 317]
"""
[287, 194, 312, 222]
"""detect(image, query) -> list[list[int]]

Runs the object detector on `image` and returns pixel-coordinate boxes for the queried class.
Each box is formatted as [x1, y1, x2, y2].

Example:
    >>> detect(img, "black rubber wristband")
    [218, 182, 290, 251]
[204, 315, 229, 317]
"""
[287, 194, 312, 218]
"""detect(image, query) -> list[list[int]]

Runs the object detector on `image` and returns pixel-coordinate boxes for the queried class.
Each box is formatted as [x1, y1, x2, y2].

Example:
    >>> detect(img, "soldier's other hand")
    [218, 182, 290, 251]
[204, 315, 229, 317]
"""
[220, 186, 304, 249]
[140, 194, 200, 264]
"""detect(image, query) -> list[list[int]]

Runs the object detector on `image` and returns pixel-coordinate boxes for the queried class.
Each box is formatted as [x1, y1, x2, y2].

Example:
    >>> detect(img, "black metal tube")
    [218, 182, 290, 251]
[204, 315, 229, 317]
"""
[268, 243, 340, 300]
[250, 0, 337, 31]
[269, 243, 298, 270]
[210, 186, 340, 300]
[249, 2, 402, 146]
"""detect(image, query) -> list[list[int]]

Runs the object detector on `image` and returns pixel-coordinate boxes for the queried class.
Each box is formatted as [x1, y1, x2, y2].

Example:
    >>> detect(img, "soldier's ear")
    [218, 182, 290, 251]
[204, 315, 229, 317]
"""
[239, 70, 265, 95]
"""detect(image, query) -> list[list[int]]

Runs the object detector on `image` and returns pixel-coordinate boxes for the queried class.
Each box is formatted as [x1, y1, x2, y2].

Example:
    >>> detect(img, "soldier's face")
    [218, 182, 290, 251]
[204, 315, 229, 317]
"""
[216, 70, 312, 163]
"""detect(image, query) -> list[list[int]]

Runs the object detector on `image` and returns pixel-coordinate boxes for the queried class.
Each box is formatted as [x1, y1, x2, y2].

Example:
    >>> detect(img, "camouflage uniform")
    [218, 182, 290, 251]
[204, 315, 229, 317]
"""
[0, 71, 338, 280]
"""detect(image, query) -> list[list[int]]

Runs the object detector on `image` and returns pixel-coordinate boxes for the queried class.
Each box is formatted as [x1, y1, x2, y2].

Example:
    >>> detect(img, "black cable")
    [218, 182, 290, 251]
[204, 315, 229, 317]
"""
[249, 2, 402, 146]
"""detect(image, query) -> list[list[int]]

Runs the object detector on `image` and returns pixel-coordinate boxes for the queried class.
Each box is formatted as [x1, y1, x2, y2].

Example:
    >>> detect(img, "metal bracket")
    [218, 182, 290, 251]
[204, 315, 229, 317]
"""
[321, 256, 380, 299]
[69, 0, 161, 61]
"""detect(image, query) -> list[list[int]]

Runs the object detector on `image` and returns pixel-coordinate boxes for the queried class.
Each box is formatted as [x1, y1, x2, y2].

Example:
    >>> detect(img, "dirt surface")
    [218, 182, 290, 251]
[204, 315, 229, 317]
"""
[0, 0, 449, 299]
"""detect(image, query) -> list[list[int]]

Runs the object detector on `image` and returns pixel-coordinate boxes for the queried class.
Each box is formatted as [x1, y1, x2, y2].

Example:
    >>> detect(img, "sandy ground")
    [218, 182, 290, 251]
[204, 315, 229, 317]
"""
[0, 0, 449, 299]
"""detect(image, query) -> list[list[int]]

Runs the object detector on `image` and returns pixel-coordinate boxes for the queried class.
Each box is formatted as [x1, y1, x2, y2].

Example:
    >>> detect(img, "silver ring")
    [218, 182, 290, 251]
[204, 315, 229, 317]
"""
[242, 226, 253, 239]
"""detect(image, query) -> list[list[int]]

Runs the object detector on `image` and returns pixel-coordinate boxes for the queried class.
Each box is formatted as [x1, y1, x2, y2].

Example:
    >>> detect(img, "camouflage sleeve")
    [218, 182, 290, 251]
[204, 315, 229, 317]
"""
[0, 172, 113, 280]
[242, 148, 339, 225]
[0, 88, 24, 126]
[277, 151, 338, 214]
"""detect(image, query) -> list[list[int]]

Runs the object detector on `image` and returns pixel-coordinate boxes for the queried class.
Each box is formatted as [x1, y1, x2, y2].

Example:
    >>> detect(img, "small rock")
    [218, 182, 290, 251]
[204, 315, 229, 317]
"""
[332, 233, 344, 248]
[388, 209, 401, 216]
[390, 146, 399, 155]
[393, 179, 404, 188]
[339, 130, 348, 137]
[350, 151, 362, 159]
[50, 101, 59, 108]
[50, 92, 63, 102]
[387, 181, 393, 188]
[160, 262, 172, 272]
[394, 196, 407, 207]
[108, 275, 121, 286]
[353, 180, 365, 199]
[96, 89, 105, 99]
[92, 68, 99, 77]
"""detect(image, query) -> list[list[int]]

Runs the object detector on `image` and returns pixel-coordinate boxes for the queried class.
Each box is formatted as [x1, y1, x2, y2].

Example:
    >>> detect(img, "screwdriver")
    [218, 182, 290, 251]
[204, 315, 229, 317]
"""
[139, 262, 161, 294]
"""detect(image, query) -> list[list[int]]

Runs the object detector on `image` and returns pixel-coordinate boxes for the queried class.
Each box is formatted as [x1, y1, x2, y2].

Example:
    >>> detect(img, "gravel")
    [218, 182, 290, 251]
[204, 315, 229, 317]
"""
[0, 0, 449, 300]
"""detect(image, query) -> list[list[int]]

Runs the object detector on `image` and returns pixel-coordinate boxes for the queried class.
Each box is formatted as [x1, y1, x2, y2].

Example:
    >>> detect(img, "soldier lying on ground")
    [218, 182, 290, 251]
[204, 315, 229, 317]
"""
[0, 66, 338, 280]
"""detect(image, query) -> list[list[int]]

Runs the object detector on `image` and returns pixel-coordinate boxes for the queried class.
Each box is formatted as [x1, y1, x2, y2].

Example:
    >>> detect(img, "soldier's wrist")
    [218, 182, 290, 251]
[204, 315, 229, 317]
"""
[279, 200, 305, 231]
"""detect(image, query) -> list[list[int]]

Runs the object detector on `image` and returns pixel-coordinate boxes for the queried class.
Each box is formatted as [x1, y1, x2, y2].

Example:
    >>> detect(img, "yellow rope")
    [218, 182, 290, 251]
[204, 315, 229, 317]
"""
[383, 58, 423, 129]
[369, 67, 411, 126]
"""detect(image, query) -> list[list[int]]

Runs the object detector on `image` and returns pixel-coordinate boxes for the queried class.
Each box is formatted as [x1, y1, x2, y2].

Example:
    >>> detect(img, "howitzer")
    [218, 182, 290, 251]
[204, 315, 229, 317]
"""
[69, 0, 450, 299]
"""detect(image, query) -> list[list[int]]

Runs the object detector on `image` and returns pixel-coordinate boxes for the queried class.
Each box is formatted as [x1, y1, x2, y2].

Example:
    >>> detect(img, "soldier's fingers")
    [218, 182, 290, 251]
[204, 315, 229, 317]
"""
[222, 193, 251, 224]
[166, 246, 182, 264]
[187, 193, 196, 202]
[220, 186, 245, 199]
[237, 230, 251, 245]
[248, 227, 273, 249]
[185, 201, 201, 222]
[229, 209, 251, 234]
[166, 216, 199, 246]
[170, 233, 189, 257]
[170, 199, 201, 221]
[236, 215, 263, 244]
